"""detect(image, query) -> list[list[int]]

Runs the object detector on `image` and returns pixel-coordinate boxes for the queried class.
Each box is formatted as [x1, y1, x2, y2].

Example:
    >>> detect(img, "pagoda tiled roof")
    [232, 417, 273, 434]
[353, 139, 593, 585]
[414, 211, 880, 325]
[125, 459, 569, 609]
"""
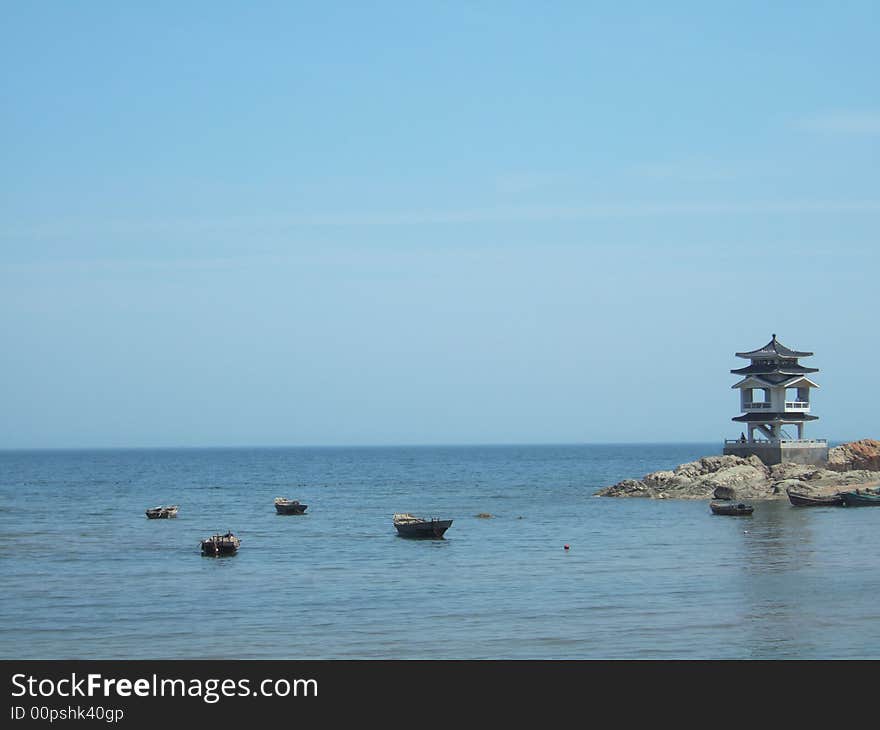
[731, 374, 819, 388]
[735, 334, 813, 359]
[732, 413, 819, 422]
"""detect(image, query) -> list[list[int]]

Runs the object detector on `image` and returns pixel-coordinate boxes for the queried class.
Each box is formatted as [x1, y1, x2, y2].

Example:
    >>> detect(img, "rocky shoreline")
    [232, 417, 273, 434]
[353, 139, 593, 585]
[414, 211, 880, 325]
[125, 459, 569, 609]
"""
[596, 439, 880, 500]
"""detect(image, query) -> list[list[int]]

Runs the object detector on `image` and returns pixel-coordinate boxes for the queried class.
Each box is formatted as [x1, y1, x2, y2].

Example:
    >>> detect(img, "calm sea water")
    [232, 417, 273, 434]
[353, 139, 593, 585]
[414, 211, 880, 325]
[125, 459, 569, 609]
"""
[2, 444, 879, 659]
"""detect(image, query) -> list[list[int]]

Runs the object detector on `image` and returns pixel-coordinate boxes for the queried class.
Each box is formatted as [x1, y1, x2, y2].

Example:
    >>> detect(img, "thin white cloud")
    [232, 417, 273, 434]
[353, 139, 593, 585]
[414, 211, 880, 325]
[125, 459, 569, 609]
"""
[627, 161, 744, 183]
[2, 200, 880, 241]
[799, 111, 880, 135]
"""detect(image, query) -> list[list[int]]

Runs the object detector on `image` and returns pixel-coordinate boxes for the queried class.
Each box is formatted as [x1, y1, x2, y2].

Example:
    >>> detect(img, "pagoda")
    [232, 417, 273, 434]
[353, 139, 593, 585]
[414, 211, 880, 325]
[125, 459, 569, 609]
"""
[722, 334, 828, 465]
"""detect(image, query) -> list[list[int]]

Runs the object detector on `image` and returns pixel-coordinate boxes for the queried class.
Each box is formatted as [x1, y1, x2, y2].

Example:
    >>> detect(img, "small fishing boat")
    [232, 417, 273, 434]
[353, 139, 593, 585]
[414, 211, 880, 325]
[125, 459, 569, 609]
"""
[840, 489, 880, 507]
[710, 501, 754, 516]
[274, 497, 308, 515]
[200, 532, 241, 556]
[393, 513, 453, 539]
[786, 489, 844, 507]
[145, 505, 179, 519]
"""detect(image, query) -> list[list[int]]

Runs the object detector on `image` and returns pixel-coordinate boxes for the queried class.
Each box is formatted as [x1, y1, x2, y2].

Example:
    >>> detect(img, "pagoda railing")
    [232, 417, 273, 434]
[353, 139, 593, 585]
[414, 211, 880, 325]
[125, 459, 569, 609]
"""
[742, 401, 810, 411]
[784, 401, 810, 410]
[724, 438, 827, 445]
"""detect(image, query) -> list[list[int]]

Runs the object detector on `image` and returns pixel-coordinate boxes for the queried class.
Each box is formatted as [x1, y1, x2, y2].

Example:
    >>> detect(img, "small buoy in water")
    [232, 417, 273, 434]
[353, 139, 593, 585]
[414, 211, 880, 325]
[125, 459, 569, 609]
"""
[564, 544, 570, 550]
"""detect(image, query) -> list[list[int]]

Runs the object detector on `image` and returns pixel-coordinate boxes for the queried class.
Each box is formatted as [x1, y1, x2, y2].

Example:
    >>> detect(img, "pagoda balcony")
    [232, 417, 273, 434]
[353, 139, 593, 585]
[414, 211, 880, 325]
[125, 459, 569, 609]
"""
[784, 401, 810, 411]
[742, 401, 810, 412]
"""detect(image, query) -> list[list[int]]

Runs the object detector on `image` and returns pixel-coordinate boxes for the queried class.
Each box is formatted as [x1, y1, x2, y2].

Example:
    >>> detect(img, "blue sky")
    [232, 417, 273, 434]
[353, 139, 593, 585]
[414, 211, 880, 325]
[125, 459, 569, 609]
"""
[1, 1, 878, 447]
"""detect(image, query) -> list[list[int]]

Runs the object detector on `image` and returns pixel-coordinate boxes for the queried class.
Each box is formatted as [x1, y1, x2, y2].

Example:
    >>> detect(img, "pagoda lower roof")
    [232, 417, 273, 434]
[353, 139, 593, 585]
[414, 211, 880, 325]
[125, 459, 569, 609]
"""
[732, 374, 819, 389]
[732, 413, 819, 422]
[731, 363, 818, 376]
[736, 335, 813, 359]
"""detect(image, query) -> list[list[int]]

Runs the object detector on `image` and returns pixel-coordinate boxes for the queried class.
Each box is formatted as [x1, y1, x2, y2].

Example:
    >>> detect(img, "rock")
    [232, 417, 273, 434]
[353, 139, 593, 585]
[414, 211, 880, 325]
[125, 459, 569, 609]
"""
[768, 463, 815, 482]
[598, 478, 656, 498]
[773, 478, 808, 493]
[826, 439, 880, 472]
[596, 439, 880, 500]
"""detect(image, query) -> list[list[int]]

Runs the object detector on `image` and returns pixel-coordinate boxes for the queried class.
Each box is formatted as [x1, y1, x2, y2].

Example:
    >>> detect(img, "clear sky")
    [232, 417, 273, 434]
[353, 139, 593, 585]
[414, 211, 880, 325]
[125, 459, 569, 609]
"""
[1, 1, 878, 448]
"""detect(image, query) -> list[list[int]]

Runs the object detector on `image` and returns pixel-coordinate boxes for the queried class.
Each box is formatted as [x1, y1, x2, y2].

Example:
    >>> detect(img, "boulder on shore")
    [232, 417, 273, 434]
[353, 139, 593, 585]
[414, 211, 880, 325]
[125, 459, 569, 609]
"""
[826, 439, 880, 472]
[713, 485, 736, 500]
[596, 440, 880, 500]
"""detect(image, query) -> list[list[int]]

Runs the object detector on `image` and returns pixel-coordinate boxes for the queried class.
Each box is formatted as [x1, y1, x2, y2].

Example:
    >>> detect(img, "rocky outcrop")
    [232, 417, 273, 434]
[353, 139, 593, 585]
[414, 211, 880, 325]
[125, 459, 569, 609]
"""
[826, 439, 880, 472]
[597, 440, 880, 500]
[712, 485, 736, 500]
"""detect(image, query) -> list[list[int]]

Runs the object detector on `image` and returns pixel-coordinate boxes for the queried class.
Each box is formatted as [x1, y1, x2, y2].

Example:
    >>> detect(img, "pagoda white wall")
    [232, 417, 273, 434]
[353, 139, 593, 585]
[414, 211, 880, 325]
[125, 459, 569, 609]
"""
[769, 387, 785, 411]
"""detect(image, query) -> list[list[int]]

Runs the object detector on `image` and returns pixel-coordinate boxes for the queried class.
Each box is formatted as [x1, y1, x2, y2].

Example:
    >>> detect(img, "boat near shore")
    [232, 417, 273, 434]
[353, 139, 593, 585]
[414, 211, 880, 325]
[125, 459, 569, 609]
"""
[840, 489, 880, 507]
[710, 501, 754, 516]
[200, 532, 241, 556]
[274, 497, 308, 515]
[786, 489, 844, 507]
[393, 513, 453, 539]
[145, 505, 178, 519]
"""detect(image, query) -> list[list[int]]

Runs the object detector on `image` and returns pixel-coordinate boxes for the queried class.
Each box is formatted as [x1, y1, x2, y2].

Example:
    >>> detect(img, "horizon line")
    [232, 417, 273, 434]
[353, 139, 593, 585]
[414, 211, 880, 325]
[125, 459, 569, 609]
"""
[0, 438, 856, 453]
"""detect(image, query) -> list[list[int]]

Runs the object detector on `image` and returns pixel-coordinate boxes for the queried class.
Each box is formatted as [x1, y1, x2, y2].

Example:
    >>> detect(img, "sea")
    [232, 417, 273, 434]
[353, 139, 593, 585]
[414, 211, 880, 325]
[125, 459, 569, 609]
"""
[2, 443, 879, 660]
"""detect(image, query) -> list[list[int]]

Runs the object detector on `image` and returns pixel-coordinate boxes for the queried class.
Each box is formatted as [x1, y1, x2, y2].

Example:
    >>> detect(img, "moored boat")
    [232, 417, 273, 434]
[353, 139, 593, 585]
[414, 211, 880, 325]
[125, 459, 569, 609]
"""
[840, 489, 880, 507]
[145, 505, 179, 519]
[274, 497, 308, 515]
[786, 489, 844, 507]
[710, 501, 754, 516]
[200, 532, 241, 556]
[393, 513, 453, 538]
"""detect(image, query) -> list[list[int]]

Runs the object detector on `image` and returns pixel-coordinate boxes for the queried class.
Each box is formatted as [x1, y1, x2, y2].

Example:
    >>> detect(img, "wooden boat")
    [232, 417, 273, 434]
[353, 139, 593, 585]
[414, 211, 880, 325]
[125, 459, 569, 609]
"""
[786, 489, 844, 507]
[393, 513, 453, 539]
[840, 489, 880, 507]
[274, 497, 308, 515]
[200, 532, 241, 556]
[145, 505, 179, 519]
[710, 501, 754, 516]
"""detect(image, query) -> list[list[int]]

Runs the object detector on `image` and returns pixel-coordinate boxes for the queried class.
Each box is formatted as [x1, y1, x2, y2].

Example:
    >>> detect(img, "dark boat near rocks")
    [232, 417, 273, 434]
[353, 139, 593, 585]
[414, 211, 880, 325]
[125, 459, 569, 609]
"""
[393, 513, 453, 539]
[145, 505, 178, 519]
[200, 532, 241, 556]
[710, 501, 754, 516]
[786, 489, 844, 507]
[840, 489, 880, 507]
[274, 497, 308, 515]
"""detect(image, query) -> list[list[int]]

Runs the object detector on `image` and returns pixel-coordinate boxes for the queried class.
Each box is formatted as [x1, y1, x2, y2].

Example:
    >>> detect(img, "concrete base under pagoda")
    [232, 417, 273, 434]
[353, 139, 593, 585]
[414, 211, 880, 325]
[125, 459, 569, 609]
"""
[722, 439, 828, 466]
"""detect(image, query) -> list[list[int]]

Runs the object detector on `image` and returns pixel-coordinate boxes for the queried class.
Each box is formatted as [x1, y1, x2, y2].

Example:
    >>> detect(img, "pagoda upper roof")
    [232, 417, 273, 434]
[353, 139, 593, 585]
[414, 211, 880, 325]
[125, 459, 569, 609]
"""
[731, 362, 818, 376]
[735, 334, 813, 359]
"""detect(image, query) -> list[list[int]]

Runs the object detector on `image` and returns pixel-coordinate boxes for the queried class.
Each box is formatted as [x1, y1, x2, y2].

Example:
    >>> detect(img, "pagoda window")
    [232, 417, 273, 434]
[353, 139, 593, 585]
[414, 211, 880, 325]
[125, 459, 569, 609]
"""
[750, 388, 769, 403]
[785, 387, 809, 408]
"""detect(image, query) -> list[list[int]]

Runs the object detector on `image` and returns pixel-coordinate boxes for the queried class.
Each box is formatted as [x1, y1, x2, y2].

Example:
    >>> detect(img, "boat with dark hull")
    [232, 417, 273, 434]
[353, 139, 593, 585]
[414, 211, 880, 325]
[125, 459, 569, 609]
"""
[710, 501, 754, 516]
[786, 489, 844, 507]
[274, 498, 308, 515]
[840, 489, 880, 507]
[145, 505, 178, 519]
[200, 532, 241, 556]
[393, 513, 453, 539]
